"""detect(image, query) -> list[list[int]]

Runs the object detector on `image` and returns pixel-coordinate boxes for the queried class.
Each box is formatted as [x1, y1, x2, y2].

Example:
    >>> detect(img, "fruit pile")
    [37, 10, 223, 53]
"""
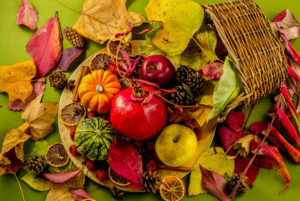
[59, 40, 210, 200]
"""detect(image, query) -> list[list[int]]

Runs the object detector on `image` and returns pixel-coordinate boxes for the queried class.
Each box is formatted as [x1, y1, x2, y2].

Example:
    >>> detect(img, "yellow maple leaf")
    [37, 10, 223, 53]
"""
[21, 94, 58, 141]
[145, 0, 204, 56]
[0, 124, 30, 175]
[0, 60, 36, 105]
[73, 0, 145, 45]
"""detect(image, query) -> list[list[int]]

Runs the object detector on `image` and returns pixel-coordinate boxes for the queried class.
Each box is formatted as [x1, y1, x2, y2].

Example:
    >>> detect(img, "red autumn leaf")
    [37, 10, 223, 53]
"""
[70, 189, 94, 201]
[287, 65, 300, 83]
[271, 9, 300, 40]
[217, 126, 243, 153]
[43, 168, 82, 184]
[57, 48, 85, 71]
[26, 12, 62, 77]
[278, 31, 300, 65]
[260, 145, 291, 193]
[281, 85, 297, 113]
[248, 121, 267, 134]
[227, 111, 245, 131]
[200, 62, 224, 80]
[200, 166, 231, 201]
[234, 156, 260, 187]
[108, 137, 143, 184]
[8, 78, 45, 111]
[16, 0, 38, 30]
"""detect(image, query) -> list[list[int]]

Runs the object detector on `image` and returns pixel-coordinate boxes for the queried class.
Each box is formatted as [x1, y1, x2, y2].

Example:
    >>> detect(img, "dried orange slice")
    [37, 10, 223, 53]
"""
[108, 166, 131, 187]
[60, 102, 86, 126]
[107, 40, 133, 60]
[160, 176, 186, 201]
[89, 53, 113, 71]
[45, 143, 69, 167]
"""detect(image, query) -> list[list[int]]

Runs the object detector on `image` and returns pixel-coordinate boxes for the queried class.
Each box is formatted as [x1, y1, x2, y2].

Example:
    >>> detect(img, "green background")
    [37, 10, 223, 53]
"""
[0, 0, 299, 200]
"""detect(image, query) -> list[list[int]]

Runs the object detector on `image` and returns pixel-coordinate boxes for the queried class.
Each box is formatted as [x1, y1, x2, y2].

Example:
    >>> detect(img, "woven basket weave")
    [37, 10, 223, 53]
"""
[203, 0, 287, 121]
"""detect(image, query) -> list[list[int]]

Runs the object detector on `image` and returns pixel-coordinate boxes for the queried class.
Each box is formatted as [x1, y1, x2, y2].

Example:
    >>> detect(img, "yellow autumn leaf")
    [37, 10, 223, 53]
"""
[145, 0, 204, 56]
[73, 0, 145, 45]
[188, 166, 206, 196]
[21, 94, 58, 141]
[0, 60, 36, 105]
[0, 123, 30, 175]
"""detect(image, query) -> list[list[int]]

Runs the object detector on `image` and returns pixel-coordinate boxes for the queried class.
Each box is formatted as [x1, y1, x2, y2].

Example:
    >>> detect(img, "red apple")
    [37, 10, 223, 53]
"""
[141, 55, 175, 87]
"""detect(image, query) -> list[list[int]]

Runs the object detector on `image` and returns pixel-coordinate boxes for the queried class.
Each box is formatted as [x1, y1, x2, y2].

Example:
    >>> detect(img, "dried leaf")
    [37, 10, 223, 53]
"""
[73, 0, 145, 44]
[22, 171, 50, 191]
[45, 187, 74, 201]
[201, 167, 231, 201]
[188, 95, 213, 127]
[57, 48, 85, 71]
[188, 166, 206, 196]
[271, 9, 300, 40]
[208, 57, 240, 120]
[145, 0, 204, 56]
[70, 189, 95, 201]
[21, 94, 58, 141]
[234, 156, 260, 187]
[279, 31, 300, 65]
[26, 13, 62, 77]
[108, 138, 143, 184]
[9, 78, 45, 111]
[0, 124, 30, 175]
[43, 168, 82, 184]
[25, 140, 49, 162]
[260, 146, 291, 193]
[16, 0, 38, 30]
[0, 60, 36, 105]
[233, 135, 255, 157]
[217, 127, 243, 154]
[197, 147, 234, 177]
[200, 62, 223, 80]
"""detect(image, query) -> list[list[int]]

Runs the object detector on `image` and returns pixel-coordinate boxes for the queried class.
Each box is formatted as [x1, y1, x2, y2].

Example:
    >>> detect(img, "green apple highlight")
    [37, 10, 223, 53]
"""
[155, 124, 197, 167]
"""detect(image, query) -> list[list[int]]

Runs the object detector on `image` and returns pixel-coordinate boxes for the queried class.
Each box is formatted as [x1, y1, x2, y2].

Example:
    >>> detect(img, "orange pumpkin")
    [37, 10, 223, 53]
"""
[78, 70, 121, 114]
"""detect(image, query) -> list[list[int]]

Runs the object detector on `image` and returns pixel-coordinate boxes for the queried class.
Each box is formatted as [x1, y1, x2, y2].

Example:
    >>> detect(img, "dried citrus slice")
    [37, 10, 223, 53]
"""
[89, 53, 113, 71]
[45, 143, 69, 167]
[60, 102, 86, 126]
[108, 166, 131, 187]
[107, 40, 133, 60]
[160, 176, 186, 201]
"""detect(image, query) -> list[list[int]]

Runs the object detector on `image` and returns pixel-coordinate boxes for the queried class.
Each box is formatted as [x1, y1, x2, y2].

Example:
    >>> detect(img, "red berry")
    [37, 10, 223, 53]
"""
[86, 160, 95, 171]
[69, 145, 80, 156]
[96, 170, 108, 182]
[87, 110, 96, 118]
[70, 126, 76, 141]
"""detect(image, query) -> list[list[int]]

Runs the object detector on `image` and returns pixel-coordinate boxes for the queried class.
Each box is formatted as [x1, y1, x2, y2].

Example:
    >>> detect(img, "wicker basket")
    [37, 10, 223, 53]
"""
[203, 0, 287, 121]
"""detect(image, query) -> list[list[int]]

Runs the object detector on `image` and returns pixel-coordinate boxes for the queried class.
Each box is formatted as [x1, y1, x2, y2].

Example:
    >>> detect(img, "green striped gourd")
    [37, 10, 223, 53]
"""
[74, 117, 116, 161]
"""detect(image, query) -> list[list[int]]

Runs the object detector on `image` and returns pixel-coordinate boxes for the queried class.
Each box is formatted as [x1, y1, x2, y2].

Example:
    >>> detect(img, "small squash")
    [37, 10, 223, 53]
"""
[78, 69, 121, 114]
[74, 117, 116, 161]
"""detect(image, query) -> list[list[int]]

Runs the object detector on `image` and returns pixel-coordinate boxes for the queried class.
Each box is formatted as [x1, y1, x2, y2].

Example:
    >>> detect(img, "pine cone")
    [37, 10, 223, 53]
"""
[63, 27, 85, 48]
[175, 66, 206, 94]
[169, 83, 195, 106]
[66, 80, 75, 90]
[26, 156, 47, 174]
[110, 186, 124, 200]
[227, 174, 249, 195]
[142, 170, 162, 193]
[49, 70, 67, 89]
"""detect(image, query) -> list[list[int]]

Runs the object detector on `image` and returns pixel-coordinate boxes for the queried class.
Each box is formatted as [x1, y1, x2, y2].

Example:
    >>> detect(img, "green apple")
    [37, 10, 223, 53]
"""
[155, 124, 197, 167]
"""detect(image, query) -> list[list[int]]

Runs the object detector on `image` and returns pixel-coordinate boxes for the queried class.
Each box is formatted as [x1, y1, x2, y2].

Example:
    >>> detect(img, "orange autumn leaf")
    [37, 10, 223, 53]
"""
[0, 60, 36, 105]
[21, 94, 58, 141]
[0, 123, 30, 175]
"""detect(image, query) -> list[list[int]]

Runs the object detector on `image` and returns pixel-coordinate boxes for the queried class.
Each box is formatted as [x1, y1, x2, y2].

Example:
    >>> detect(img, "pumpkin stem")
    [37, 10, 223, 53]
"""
[96, 84, 104, 93]
[132, 85, 145, 98]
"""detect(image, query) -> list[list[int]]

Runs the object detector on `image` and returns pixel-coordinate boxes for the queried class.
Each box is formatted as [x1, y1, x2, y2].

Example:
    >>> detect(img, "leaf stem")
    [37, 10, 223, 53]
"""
[14, 174, 26, 201]
[242, 102, 256, 131]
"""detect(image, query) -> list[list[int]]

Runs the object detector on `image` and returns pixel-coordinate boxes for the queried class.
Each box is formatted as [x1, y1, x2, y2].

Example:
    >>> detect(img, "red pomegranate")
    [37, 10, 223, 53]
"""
[110, 86, 167, 141]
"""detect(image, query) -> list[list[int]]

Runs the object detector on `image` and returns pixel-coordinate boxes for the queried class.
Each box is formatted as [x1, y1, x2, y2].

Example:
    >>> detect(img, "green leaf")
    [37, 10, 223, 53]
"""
[22, 171, 50, 191]
[197, 147, 235, 177]
[188, 166, 206, 196]
[208, 57, 240, 119]
[145, 0, 204, 56]
[25, 140, 49, 162]
[180, 25, 218, 71]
